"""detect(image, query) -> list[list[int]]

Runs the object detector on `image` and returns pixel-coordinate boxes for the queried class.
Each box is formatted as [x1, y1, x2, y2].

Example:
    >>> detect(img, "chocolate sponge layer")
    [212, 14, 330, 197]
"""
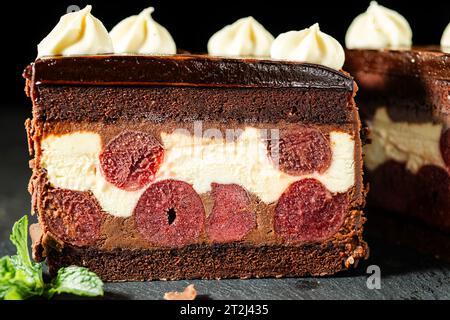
[33, 86, 355, 124]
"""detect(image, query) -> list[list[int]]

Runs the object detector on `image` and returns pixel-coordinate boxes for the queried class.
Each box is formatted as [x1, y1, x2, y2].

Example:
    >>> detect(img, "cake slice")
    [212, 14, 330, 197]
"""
[345, 48, 450, 230]
[23, 7, 367, 281]
[345, 2, 450, 232]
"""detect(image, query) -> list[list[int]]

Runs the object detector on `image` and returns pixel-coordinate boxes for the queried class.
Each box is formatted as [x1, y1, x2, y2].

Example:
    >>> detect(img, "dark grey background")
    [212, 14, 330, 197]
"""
[1, 0, 450, 300]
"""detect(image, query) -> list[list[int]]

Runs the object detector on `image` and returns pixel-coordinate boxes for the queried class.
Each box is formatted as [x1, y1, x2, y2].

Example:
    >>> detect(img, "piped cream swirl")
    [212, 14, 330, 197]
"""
[345, 1, 412, 49]
[270, 23, 345, 70]
[110, 7, 176, 55]
[441, 23, 450, 53]
[37, 5, 113, 58]
[207, 17, 274, 57]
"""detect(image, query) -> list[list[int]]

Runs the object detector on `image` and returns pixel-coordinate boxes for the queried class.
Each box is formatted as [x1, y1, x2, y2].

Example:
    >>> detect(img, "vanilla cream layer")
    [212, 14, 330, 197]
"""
[41, 128, 355, 218]
[365, 107, 446, 173]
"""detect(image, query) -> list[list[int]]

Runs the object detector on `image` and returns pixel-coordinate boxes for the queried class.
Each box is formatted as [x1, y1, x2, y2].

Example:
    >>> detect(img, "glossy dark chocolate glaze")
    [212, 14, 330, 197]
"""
[28, 54, 353, 90]
[345, 48, 450, 79]
[345, 48, 450, 122]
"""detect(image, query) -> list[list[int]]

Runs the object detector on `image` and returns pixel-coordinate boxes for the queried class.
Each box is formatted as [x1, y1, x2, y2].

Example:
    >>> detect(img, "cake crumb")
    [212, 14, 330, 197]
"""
[345, 256, 355, 268]
[164, 284, 197, 300]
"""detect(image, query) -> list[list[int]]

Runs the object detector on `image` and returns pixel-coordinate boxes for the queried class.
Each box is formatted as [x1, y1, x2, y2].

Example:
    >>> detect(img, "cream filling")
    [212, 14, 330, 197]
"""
[41, 128, 355, 218]
[364, 107, 446, 174]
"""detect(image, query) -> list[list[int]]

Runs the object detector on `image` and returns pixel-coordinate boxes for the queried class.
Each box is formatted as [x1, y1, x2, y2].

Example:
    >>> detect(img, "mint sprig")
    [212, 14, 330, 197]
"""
[0, 216, 44, 300]
[46, 266, 104, 298]
[0, 216, 104, 300]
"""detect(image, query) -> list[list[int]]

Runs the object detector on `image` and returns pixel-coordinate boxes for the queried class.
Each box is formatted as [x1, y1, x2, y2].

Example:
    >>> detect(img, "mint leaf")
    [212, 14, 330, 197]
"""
[0, 256, 15, 278]
[10, 216, 44, 295]
[47, 266, 104, 298]
[1, 278, 36, 300]
[9, 255, 44, 295]
[0, 216, 44, 300]
[1, 216, 104, 300]
[10, 216, 32, 267]
[0, 257, 15, 299]
[0, 256, 38, 300]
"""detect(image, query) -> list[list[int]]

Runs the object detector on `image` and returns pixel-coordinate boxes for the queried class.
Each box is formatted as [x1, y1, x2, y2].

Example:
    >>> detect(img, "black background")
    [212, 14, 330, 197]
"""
[3, 0, 450, 105]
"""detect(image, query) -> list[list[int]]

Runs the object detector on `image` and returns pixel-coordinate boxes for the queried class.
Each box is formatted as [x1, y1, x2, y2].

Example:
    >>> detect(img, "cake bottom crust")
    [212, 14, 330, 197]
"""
[46, 240, 368, 281]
